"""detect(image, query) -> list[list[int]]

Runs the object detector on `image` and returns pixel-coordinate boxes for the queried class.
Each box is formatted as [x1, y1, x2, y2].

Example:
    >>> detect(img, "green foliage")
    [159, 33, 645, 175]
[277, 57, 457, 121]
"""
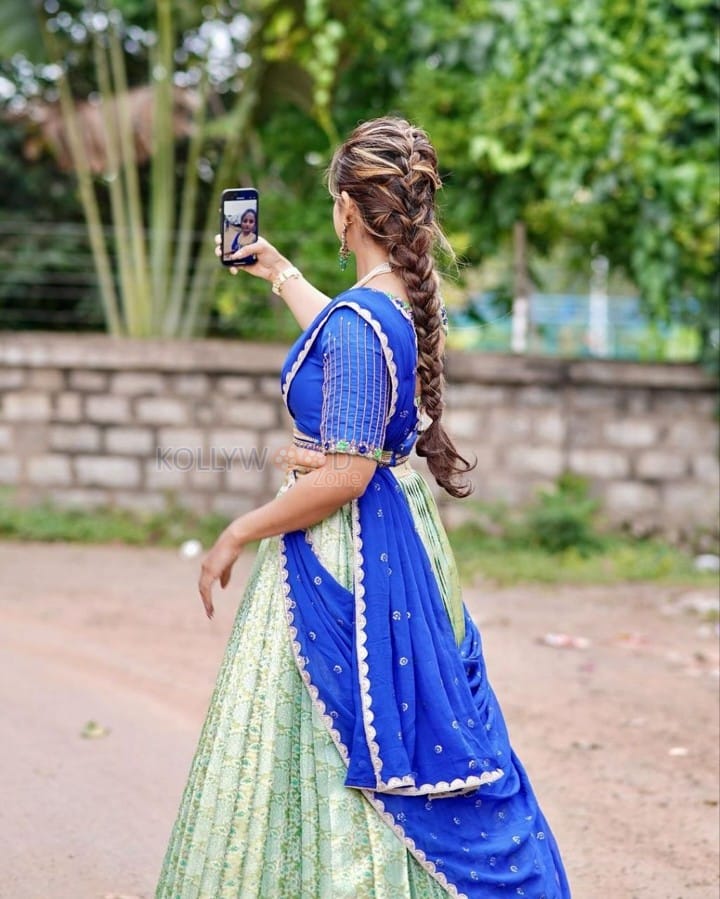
[0, 484, 710, 589]
[446, 470, 718, 585]
[519, 473, 604, 555]
[402, 0, 719, 355]
[0, 0, 716, 353]
[448, 523, 716, 586]
[0, 486, 230, 548]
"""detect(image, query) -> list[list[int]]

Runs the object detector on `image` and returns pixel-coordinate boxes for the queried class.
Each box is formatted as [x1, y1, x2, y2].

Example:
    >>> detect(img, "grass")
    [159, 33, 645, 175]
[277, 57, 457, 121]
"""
[0, 484, 716, 588]
[448, 523, 718, 588]
[0, 487, 230, 550]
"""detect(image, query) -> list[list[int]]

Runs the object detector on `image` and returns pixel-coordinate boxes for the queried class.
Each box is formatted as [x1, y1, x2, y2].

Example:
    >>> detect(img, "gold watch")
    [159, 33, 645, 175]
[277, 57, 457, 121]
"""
[271, 266, 302, 296]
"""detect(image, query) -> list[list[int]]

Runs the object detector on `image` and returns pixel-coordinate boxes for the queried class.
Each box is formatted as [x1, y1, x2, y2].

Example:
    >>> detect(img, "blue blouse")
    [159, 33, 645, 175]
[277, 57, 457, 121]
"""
[283, 288, 419, 465]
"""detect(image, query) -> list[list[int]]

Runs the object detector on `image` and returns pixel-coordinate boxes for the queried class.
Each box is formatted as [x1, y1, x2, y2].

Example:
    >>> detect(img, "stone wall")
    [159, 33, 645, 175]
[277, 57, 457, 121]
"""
[0, 332, 717, 537]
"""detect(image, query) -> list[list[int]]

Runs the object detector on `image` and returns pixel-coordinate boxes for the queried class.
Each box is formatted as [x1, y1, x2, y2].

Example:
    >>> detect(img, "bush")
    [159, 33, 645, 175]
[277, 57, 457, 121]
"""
[514, 473, 604, 555]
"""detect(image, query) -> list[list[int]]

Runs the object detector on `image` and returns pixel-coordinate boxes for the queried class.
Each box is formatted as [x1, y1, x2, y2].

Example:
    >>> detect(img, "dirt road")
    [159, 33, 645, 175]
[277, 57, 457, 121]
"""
[0, 540, 717, 899]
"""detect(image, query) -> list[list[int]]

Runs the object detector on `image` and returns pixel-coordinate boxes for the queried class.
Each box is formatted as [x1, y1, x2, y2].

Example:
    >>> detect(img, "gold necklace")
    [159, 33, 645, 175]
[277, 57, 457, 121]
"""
[352, 262, 392, 289]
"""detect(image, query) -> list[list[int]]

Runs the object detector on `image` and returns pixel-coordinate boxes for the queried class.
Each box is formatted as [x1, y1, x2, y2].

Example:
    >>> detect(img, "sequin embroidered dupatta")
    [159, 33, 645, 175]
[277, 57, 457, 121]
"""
[279, 291, 571, 898]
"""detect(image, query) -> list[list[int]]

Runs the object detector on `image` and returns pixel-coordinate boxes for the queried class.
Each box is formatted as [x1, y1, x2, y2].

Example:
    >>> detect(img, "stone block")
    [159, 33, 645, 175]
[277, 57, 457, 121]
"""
[135, 397, 188, 425]
[220, 399, 278, 429]
[604, 419, 658, 447]
[112, 372, 166, 395]
[569, 387, 618, 410]
[665, 419, 719, 451]
[211, 494, 256, 518]
[0, 369, 26, 389]
[652, 390, 717, 416]
[189, 467, 223, 491]
[171, 373, 211, 396]
[49, 424, 101, 453]
[105, 427, 155, 455]
[112, 491, 170, 515]
[514, 385, 559, 407]
[605, 481, 660, 513]
[208, 429, 258, 455]
[156, 427, 205, 449]
[532, 410, 566, 444]
[471, 474, 534, 505]
[217, 375, 255, 397]
[144, 460, 188, 489]
[565, 416, 605, 448]
[487, 408, 532, 441]
[663, 482, 720, 519]
[0, 425, 10, 450]
[47, 488, 110, 510]
[445, 408, 483, 440]
[75, 455, 141, 488]
[27, 454, 73, 486]
[621, 389, 650, 415]
[506, 445, 564, 478]
[53, 392, 83, 421]
[635, 451, 688, 480]
[2, 392, 52, 421]
[568, 449, 629, 479]
[12, 423, 47, 455]
[86, 395, 131, 423]
[0, 455, 20, 483]
[446, 384, 507, 406]
[28, 369, 64, 391]
[692, 454, 719, 484]
[225, 464, 268, 493]
[259, 376, 282, 397]
[195, 405, 216, 426]
[68, 370, 109, 391]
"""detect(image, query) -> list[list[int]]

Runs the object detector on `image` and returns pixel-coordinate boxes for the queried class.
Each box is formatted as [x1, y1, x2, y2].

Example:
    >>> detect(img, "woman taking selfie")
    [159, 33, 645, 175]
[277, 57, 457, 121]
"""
[156, 116, 571, 898]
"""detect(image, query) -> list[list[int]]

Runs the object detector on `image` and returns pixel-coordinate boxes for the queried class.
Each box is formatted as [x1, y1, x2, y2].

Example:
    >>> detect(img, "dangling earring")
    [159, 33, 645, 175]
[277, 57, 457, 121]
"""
[338, 221, 351, 271]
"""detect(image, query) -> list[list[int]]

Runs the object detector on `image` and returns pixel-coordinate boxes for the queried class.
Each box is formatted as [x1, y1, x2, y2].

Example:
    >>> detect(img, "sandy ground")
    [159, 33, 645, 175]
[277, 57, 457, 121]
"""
[0, 539, 718, 899]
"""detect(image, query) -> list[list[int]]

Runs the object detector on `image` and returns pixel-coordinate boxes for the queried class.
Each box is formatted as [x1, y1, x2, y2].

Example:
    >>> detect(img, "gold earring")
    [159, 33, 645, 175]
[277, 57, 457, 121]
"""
[338, 221, 351, 271]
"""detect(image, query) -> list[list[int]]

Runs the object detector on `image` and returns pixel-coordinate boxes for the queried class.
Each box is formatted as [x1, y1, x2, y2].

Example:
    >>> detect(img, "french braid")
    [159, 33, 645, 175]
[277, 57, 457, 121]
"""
[328, 117, 475, 498]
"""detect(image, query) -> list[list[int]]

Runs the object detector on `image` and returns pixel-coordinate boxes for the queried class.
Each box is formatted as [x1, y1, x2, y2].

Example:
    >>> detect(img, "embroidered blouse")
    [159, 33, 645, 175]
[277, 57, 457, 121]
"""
[320, 308, 391, 460]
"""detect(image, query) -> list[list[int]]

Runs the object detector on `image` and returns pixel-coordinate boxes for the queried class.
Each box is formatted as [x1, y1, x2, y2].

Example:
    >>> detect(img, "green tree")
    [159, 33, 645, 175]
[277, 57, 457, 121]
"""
[0, 0, 347, 337]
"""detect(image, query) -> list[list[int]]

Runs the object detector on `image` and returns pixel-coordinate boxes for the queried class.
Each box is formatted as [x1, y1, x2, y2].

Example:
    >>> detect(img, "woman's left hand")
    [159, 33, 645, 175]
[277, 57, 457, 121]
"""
[198, 523, 245, 620]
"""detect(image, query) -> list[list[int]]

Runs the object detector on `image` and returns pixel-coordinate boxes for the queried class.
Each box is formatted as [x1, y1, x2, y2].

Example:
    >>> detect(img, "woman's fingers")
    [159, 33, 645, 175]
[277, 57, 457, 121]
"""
[219, 564, 233, 589]
[198, 565, 215, 619]
[227, 240, 260, 263]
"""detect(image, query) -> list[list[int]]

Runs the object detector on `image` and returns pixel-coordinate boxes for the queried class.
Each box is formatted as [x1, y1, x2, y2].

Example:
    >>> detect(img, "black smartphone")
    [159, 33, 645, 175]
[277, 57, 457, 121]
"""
[220, 188, 259, 266]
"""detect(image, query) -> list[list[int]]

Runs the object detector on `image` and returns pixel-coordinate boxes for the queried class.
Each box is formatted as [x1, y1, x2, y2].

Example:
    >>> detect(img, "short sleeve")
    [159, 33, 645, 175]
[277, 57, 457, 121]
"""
[320, 308, 391, 461]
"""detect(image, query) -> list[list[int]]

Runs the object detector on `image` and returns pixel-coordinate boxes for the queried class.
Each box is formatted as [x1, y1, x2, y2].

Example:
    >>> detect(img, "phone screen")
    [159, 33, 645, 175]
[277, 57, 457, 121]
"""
[220, 188, 259, 266]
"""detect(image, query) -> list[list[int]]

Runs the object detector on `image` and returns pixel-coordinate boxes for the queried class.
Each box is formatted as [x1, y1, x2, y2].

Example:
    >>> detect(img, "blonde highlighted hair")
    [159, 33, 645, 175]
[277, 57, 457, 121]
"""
[328, 116, 475, 498]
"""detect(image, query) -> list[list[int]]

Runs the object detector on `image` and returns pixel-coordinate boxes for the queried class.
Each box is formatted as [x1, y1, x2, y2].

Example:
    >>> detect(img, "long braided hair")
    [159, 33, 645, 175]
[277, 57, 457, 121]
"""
[328, 116, 475, 499]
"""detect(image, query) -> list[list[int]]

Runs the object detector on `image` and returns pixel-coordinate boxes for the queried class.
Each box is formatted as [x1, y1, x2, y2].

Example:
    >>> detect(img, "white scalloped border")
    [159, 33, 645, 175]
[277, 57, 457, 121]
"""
[281, 291, 404, 421]
[279, 533, 351, 768]
[362, 789, 467, 899]
[278, 501, 497, 899]
[351, 494, 505, 796]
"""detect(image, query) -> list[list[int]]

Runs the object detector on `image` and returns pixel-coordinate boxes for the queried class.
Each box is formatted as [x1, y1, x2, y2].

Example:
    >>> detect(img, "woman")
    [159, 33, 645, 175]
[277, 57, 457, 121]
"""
[223, 209, 258, 261]
[156, 117, 571, 898]
[230, 209, 258, 252]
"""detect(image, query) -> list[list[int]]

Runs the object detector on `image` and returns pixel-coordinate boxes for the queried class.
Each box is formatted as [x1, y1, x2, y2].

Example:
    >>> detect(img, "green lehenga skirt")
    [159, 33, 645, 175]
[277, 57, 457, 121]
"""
[156, 464, 465, 898]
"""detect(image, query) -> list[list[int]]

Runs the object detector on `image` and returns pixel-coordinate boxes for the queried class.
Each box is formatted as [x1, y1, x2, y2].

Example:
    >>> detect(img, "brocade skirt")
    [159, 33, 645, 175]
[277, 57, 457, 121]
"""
[155, 464, 463, 898]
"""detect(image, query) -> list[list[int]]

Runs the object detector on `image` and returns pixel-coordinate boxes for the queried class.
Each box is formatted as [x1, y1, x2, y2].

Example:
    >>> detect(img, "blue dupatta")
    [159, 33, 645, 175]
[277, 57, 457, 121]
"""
[278, 289, 571, 898]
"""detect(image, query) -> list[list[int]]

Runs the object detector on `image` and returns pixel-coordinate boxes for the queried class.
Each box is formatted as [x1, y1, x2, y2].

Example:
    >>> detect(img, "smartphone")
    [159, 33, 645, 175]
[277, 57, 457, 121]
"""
[220, 188, 259, 266]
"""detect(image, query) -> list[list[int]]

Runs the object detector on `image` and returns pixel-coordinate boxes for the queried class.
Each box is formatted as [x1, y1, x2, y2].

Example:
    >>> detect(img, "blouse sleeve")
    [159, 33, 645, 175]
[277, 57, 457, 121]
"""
[320, 308, 391, 461]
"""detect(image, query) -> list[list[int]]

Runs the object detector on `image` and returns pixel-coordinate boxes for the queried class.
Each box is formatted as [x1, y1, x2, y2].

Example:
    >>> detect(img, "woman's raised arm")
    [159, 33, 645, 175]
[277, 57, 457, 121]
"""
[215, 234, 331, 330]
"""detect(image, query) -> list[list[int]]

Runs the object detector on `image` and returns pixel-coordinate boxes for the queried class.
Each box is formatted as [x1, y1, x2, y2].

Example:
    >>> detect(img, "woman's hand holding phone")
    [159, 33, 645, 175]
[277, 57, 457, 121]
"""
[214, 233, 292, 284]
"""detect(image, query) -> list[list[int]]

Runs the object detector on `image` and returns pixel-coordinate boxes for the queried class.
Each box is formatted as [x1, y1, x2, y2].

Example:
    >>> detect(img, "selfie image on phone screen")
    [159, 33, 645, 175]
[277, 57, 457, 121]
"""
[221, 188, 259, 266]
